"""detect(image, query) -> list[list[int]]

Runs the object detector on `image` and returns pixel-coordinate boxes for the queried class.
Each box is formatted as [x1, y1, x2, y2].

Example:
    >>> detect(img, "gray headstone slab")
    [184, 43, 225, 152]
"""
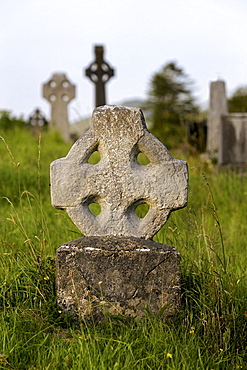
[207, 80, 228, 154]
[50, 105, 188, 239]
[219, 114, 247, 166]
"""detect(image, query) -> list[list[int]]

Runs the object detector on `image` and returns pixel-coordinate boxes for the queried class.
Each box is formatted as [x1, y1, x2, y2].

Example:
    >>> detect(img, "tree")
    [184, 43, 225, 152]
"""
[147, 62, 198, 149]
[0, 111, 26, 130]
[228, 86, 247, 113]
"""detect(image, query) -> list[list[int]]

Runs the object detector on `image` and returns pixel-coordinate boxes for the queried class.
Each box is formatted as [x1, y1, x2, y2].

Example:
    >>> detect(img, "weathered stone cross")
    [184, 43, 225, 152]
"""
[51, 105, 188, 239]
[43, 73, 75, 142]
[85, 46, 114, 107]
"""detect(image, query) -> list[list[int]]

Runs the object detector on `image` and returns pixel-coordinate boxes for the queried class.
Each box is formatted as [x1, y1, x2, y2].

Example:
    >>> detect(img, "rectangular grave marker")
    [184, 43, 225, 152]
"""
[207, 80, 247, 166]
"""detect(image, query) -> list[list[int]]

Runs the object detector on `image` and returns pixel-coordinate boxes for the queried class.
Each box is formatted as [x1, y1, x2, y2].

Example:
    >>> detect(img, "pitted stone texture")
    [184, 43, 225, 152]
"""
[56, 236, 181, 321]
[43, 73, 75, 142]
[50, 105, 188, 239]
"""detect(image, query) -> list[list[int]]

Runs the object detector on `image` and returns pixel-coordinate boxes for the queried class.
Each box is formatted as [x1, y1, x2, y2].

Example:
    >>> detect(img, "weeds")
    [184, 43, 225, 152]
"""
[0, 127, 246, 369]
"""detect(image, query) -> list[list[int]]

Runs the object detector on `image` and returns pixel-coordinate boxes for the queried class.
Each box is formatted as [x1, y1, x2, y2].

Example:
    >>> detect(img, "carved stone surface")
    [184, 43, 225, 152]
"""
[43, 73, 75, 142]
[50, 105, 188, 239]
[56, 236, 181, 321]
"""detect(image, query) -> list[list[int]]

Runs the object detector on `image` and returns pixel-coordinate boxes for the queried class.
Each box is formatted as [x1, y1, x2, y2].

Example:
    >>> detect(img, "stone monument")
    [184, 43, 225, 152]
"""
[85, 46, 115, 107]
[43, 73, 76, 142]
[206, 80, 228, 155]
[207, 80, 247, 166]
[28, 108, 48, 135]
[51, 105, 188, 321]
[219, 114, 247, 167]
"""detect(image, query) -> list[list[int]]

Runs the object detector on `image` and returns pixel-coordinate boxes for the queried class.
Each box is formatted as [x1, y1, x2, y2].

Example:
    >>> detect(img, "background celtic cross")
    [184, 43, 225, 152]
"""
[43, 73, 75, 142]
[50, 105, 188, 239]
[85, 46, 114, 107]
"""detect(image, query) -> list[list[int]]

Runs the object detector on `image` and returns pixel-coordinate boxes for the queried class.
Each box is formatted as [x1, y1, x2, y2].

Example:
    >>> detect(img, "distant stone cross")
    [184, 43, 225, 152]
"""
[43, 73, 75, 142]
[51, 106, 188, 239]
[85, 46, 114, 107]
[28, 109, 47, 128]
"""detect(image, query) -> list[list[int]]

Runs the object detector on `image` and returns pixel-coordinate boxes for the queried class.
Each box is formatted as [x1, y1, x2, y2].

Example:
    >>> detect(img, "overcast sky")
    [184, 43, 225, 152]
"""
[1, 0, 247, 123]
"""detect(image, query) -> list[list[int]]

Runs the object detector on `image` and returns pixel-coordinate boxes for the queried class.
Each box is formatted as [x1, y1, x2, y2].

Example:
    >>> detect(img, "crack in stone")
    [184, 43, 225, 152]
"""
[130, 257, 168, 299]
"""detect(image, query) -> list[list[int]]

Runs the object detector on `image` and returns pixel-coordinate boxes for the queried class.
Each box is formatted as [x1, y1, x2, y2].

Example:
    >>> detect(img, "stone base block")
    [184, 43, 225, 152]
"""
[56, 236, 181, 322]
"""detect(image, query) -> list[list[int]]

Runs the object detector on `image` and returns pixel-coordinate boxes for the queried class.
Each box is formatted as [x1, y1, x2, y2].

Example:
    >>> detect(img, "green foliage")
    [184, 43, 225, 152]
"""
[0, 110, 27, 131]
[228, 86, 247, 113]
[147, 62, 199, 149]
[0, 125, 246, 369]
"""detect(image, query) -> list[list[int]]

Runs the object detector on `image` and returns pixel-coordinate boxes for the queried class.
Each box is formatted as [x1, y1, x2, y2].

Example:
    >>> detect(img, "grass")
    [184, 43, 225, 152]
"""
[0, 125, 246, 369]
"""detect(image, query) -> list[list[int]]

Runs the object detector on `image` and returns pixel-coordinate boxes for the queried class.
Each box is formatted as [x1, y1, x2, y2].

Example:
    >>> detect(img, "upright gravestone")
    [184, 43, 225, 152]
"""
[28, 108, 48, 135]
[43, 73, 76, 142]
[207, 80, 247, 166]
[206, 80, 228, 155]
[219, 114, 247, 167]
[85, 46, 115, 107]
[51, 105, 188, 321]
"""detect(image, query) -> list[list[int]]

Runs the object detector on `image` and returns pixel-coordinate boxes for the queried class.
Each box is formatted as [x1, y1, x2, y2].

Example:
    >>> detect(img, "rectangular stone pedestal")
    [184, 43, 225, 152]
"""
[56, 236, 181, 322]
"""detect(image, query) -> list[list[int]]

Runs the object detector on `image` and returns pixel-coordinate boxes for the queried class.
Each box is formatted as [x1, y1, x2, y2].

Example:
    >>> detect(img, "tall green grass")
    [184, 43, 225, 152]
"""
[0, 126, 246, 369]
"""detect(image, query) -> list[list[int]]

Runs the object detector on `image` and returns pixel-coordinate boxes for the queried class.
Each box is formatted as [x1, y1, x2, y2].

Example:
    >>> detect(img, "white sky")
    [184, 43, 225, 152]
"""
[1, 0, 247, 123]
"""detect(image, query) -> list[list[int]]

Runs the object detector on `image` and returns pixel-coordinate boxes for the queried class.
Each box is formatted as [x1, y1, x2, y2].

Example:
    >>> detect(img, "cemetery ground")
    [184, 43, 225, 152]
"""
[0, 125, 246, 370]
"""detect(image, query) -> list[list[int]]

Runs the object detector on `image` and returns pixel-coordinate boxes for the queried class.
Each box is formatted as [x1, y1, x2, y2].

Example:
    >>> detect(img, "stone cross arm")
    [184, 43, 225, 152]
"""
[50, 105, 188, 239]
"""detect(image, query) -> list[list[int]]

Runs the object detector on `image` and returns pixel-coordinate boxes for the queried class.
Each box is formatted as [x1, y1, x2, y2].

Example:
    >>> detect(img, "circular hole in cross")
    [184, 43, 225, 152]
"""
[49, 94, 56, 102]
[102, 63, 109, 72]
[62, 95, 69, 102]
[137, 152, 150, 165]
[91, 74, 98, 82]
[91, 63, 98, 72]
[88, 203, 101, 216]
[102, 74, 110, 82]
[62, 80, 69, 88]
[87, 151, 100, 164]
[49, 81, 56, 88]
[38, 119, 44, 126]
[135, 203, 150, 218]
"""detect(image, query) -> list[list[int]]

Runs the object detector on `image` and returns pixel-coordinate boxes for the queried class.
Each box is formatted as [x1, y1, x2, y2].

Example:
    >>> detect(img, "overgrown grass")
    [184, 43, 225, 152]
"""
[0, 126, 246, 369]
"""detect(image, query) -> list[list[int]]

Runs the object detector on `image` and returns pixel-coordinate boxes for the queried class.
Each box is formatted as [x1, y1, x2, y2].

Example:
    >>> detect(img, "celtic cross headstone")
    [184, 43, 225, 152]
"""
[28, 108, 48, 135]
[51, 106, 187, 239]
[43, 73, 75, 142]
[51, 105, 188, 321]
[85, 46, 114, 107]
